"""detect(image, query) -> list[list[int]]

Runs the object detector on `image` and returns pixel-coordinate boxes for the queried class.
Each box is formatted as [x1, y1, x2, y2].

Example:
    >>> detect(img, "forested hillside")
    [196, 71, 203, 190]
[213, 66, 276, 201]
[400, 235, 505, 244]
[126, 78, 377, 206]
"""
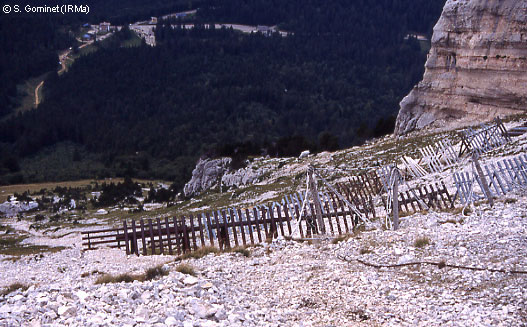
[0, 0, 446, 189]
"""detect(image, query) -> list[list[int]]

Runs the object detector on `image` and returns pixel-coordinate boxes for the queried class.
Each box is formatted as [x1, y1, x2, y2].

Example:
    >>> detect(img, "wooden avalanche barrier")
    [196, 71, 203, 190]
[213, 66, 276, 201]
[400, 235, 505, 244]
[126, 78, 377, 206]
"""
[81, 197, 366, 256]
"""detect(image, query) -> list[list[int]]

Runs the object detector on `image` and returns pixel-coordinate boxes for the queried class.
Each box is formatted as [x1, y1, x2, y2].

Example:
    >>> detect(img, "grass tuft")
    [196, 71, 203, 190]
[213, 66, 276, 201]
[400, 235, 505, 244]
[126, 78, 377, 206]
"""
[1, 282, 29, 296]
[229, 246, 251, 257]
[144, 264, 169, 281]
[331, 234, 351, 244]
[175, 263, 196, 276]
[94, 264, 169, 285]
[95, 273, 141, 284]
[414, 236, 430, 248]
[176, 246, 219, 261]
[360, 247, 372, 255]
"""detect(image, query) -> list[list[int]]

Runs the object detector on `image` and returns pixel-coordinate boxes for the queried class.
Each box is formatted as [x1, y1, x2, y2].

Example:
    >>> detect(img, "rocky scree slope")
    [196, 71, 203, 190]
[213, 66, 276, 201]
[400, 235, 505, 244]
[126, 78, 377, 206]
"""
[0, 197, 526, 326]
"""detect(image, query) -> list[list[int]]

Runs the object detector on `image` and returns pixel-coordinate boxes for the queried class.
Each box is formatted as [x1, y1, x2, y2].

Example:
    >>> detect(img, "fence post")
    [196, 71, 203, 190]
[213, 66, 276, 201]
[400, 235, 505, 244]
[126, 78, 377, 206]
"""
[392, 169, 399, 231]
[308, 166, 325, 234]
[472, 153, 494, 207]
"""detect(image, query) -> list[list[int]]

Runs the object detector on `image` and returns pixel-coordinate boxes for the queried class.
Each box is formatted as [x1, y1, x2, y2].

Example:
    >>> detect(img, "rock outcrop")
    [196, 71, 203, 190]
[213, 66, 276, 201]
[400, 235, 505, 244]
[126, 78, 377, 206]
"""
[183, 158, 231, 198]
[184, 157, 268, 198]
[0, 200, 38, 217]
[221, 167, 261, 188]
[395, 0, 527, 135]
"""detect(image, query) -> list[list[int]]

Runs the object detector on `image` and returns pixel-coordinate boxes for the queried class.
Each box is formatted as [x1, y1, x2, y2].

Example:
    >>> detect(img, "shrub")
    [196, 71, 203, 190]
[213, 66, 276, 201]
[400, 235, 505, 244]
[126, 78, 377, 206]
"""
[1, 282, 29, 296]
[176, 246, 219, 260]
[144, 265, 169, 281]
[95, 273, 140, 284]
[331, 234, 351, 244]
[360, 247, 372, 255]
[230, 246, 251, 257]
[176, 264, 196, 276]
[414, 236, 430, 248]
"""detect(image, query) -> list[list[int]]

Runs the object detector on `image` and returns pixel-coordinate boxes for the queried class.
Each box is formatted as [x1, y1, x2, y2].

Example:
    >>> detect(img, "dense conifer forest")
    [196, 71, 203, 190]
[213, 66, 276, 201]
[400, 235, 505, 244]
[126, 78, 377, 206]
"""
[0, 0, 446, 190]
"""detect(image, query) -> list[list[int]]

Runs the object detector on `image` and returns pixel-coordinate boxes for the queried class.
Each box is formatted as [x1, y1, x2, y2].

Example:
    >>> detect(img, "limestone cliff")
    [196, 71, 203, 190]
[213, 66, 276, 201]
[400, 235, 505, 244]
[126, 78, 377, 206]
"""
[395, 0, 527, 135]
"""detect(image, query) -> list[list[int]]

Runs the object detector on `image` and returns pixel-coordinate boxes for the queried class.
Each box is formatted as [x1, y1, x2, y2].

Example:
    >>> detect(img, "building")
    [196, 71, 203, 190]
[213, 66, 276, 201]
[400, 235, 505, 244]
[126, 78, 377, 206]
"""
[99, 22, 111, 33]
[81, 33, 93, 41]
[257, 25, 272, 36]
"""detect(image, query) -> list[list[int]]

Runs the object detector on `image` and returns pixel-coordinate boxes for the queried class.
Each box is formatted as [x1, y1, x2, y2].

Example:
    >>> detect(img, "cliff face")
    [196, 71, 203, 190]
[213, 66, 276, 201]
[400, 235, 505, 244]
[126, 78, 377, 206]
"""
[395, 0, 527, 135]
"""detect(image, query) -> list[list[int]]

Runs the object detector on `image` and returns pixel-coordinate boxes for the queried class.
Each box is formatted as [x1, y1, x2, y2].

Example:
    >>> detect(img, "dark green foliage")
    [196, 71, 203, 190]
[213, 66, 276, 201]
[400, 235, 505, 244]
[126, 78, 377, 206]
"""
[92, 177, 142, 207]
[0, 0, 446, 191]
[197, 0, 445, 41]
[13, 191, 32, 203]
[146, 187, 176, 203]
[0, 15, 73, 118]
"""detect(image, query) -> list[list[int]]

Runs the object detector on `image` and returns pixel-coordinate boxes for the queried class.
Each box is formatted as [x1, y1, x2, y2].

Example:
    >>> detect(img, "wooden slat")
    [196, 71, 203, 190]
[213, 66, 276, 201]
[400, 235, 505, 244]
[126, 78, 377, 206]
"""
[82, 232, 122, 241]
[490, 163, 507, 195]
[165, 217, 173, 255]
[206, 212, 215, 247]
[182, 217, 190, 253]
[441, 181, 454, 208]
[260, 207, 269, 238]
[157, 218, 164, 255]
[338, 198, 350, 233]
[80, 227, 123, 235]
[245, 209, 255, 245]
[406, 191, 417, 212]
[229, 209, 239, 247]
[213, 211, 222, 249]
[140, 219, 147, 256]
[131, 220, 138, 256]
[294, 204, 304, 238]
[308, 203, 317, 236]
[237, 209, 247, 246]
[282, 205, 293, 236]
[198, 213, 205, 248]
[123, 221, 130, 255]
[497, 161, 513, 190]
[329, 193, 343, 235]
[189, 215, 197, 251]
[148, 219, 155, 254]
[115, 229, 120, 249]
[82, 238, 128, 247]
[221, 211, 231, 249]
[484, 165, 501, 196]
[323, 198, 334, 235]
[514, 158, 527, 184]
[253, 208, 262, 243]
[275, 205, 286, 236]
[402, 191, 410, 212]
[173, 216, 181, 255]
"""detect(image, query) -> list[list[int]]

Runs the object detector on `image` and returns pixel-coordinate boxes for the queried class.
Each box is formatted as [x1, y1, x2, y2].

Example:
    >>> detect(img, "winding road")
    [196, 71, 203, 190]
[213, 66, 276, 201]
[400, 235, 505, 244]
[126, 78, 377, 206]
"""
[34, 80, 44, 107]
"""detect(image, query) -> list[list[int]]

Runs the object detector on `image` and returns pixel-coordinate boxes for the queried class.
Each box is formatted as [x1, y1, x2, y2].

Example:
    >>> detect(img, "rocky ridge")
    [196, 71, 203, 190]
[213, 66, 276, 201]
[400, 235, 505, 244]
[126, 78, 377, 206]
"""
[395, 0, 527, 135]
[183, 158, 269, 198]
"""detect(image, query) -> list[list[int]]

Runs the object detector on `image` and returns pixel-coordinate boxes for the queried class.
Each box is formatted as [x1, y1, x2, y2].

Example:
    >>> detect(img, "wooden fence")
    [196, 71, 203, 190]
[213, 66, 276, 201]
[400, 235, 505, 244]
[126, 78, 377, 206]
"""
[454, 154, 527, 204]
[394, 181, 454, 213]
[419, 139, 458, 173]
[459, 117, 511, 156]
[82, 194, 367, 255]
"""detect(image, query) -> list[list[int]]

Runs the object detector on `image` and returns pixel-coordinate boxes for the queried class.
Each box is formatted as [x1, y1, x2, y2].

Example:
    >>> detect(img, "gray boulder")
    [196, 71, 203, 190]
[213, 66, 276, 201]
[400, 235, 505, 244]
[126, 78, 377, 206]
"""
[183, 158, 231, 198]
